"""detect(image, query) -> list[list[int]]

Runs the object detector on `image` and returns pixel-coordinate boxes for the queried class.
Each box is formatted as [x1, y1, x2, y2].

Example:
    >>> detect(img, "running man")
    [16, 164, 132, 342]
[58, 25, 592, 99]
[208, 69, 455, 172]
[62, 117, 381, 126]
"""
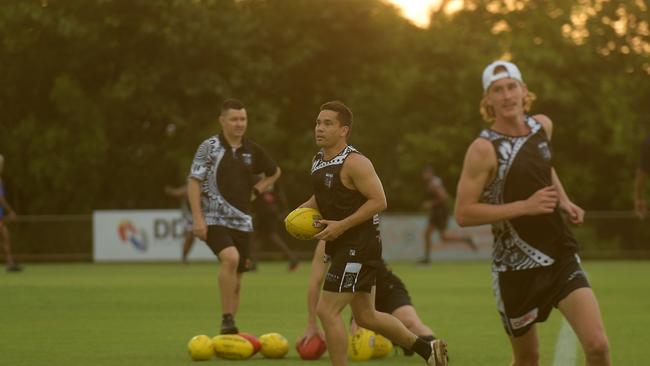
[296, 101, 447, 366]
[455, 61, 610, 365]
[164, 184, 195, 263]
[250, 179, 299, 271]
[421, 165, 477, 264]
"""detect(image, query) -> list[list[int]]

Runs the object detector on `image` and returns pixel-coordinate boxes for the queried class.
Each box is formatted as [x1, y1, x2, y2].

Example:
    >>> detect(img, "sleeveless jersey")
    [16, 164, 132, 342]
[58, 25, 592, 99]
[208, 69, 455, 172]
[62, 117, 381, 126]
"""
[311, 145, 379, 244]
[480, 116, 578, 272]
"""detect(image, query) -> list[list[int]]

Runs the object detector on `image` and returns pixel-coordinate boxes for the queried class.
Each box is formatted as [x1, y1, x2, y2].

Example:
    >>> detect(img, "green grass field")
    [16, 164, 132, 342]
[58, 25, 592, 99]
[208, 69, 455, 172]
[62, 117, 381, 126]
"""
[1, 260, 649, 365]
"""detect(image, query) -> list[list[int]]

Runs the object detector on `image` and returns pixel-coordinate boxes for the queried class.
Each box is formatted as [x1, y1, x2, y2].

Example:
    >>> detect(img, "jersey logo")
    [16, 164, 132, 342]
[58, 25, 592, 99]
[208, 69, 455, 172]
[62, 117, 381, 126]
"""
[241, 153, 252, 166]
[324, 172, 334, 188]
[537, 142, 551, 162]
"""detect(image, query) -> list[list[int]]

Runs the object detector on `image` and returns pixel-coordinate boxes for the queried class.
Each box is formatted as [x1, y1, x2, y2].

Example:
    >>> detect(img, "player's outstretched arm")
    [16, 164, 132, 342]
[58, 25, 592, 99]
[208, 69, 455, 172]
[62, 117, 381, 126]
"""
[164, 185, 187, 198]
[315, 154, 386, 241]
[300, 240, 327, 344]
[455, 138, 557, 226]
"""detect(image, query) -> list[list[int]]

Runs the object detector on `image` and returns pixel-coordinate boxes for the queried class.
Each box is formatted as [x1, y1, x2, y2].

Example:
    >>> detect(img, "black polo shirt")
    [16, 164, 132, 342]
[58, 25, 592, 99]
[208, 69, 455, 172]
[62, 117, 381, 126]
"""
[189, 134, 277, 232]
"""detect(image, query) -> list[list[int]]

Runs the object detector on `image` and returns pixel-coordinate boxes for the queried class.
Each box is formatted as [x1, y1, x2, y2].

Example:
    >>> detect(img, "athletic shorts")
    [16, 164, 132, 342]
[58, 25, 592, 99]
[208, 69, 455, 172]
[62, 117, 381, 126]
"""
[322, 228, 382, 293]
[206, 225, 251, 273]
[493, 254, 590, 337]
[375, 269, 413, 314]
[428, 205, 448, 230]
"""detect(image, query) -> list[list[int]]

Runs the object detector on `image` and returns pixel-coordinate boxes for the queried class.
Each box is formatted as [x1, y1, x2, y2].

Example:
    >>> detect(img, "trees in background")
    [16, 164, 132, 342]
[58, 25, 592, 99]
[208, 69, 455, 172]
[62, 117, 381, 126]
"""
[0, 0, 647, 214]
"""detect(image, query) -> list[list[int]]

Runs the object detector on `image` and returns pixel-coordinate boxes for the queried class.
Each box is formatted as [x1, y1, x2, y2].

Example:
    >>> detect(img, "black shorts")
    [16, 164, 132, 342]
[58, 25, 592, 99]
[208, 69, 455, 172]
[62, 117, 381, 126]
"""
[206, 225, 251, 273]
[375, 270, 412, 314]
[428, 205, 448, 230]
[494, 254, 590, 337]
[322, 228, 382, 293]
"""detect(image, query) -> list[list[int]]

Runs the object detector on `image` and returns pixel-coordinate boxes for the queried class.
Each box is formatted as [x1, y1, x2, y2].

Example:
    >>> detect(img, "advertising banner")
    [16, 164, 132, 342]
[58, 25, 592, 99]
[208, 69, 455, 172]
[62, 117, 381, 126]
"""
[93, 210, 215, 262]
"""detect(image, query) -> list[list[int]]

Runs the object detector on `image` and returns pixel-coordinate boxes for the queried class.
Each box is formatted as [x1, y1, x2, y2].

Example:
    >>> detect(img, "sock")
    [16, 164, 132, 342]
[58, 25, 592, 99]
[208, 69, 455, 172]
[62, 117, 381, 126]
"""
[420, 334, 436, 342]
[411, 337, 432, 360]
[222, 313, 233, 322]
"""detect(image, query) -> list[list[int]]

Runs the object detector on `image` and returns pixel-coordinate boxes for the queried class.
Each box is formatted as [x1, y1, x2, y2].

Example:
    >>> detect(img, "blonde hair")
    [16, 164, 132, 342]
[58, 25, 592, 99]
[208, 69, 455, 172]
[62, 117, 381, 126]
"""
[480, 87, 536, 123]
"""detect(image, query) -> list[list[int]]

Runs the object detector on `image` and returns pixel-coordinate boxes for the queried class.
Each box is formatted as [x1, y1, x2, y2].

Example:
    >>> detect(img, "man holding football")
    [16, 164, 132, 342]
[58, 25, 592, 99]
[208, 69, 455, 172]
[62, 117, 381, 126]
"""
[295, 101, 448, 366]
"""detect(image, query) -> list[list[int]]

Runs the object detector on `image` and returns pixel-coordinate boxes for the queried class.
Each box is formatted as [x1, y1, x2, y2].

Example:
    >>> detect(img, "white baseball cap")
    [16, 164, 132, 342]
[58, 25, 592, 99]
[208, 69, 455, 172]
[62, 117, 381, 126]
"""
[482, 60, 523, 92]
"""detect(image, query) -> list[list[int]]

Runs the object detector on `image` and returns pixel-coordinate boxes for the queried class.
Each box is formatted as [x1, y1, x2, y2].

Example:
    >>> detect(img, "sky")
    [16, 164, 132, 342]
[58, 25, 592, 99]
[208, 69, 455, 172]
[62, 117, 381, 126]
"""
[384, 0, 463, 27]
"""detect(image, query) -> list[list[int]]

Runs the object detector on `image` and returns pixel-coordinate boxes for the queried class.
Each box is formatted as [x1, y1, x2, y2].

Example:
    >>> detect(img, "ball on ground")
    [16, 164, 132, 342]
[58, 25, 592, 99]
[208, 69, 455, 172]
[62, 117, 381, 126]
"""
[187, 335, 214, 361]
[296, 334, 327, 360]
[259, 332, 289, 358]
[212, 334, 254, 360]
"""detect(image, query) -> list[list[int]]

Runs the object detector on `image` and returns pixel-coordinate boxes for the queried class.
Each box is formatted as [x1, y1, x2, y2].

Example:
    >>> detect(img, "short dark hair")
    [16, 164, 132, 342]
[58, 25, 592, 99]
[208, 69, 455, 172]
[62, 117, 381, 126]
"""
[221, 98, 245, 115]
[320, 101, 353, 130]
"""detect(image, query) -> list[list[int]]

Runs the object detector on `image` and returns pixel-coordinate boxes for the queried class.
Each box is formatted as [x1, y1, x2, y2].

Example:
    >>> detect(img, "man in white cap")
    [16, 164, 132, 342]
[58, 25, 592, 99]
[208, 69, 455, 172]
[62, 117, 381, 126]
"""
[454, 61, 611, 365]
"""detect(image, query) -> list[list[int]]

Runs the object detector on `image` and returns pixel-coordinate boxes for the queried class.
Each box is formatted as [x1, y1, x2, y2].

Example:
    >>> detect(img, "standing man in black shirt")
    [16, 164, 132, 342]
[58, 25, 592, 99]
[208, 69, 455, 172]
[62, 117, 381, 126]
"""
[296, 101, 447, 366]
[634, 134, 650, 219]
[188, 99, 280, 334]
[455, 61, 610, 365]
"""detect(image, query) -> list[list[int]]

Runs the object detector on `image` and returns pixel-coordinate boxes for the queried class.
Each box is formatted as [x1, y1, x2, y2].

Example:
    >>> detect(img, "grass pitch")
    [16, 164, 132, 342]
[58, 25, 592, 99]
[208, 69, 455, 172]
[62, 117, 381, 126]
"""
[1, 260, 648, 365]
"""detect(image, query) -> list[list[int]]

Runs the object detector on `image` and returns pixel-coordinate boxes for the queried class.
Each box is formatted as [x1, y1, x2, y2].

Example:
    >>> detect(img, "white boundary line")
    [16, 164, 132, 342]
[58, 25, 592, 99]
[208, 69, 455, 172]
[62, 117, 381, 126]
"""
[552, 318, 578, 366]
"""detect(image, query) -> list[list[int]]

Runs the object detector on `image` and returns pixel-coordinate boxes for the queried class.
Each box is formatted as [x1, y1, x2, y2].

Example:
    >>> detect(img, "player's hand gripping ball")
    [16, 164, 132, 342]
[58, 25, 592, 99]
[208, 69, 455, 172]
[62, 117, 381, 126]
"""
[296, 334, 327, 360]
[284, 207, 324, 240]
[348, 328, 375, 361]
[187, 335, 214, 361]
[259, 332, 289, 358]
[212, 334, 254, 360]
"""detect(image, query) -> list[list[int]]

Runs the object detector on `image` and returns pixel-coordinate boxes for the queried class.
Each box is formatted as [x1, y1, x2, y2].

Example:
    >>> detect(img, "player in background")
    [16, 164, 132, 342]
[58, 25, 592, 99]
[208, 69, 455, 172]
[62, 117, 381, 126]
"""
[296, 101, 447, 366]
[164, 184, 195, 263]
[299, 240, 438, 357]
[420, 165, 477, 264]
[250, 179, 300, 271]
[188, 99, 280, 334]
[455, 60, 610, 365]
[634, 134, 650, 219]
[0, 154, 21, 272]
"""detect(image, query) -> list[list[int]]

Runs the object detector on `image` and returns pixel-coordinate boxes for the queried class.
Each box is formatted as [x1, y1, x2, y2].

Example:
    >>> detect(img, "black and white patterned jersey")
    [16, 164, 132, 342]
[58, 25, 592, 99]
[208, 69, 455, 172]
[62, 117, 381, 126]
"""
[189, 134, 277, 232]
[480, 116, 578, 272]
[311, 145, 379, 243]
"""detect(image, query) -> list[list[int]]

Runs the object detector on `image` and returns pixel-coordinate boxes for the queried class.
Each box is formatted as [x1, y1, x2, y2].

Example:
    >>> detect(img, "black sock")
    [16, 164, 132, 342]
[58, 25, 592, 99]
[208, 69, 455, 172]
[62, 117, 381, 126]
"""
[420, 334, 436, 342]
[411, 337, 432, 360]
[222, 313, 233, 322]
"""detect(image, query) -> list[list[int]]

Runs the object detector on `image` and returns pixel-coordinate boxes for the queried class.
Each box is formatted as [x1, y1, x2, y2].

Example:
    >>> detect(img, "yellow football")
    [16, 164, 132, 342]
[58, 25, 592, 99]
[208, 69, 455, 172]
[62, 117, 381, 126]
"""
[259, 332, 289, 358]
[187, 335, 214, 361]
[348, 328, 375, 361]
[284, 207, 323, 240]
[372, 333, 393, 358]
[212, 334, 254, 360]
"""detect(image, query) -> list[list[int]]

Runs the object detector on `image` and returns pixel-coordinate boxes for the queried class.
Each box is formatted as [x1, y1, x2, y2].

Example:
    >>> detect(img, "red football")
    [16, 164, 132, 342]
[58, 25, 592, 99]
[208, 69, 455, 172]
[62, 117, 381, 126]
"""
[238, 332, 261, 355]
[296, 335, 327, 360]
